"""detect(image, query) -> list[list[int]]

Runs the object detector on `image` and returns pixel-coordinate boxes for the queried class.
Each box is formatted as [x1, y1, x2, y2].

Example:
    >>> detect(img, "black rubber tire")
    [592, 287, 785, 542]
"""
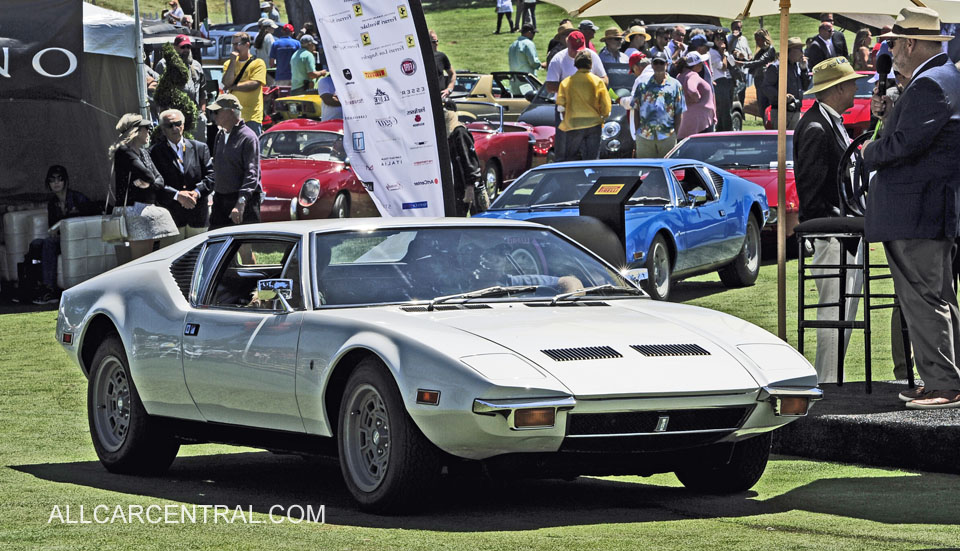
[719, 215, 761, 288]
[332, 193, 350, 218]
[87, 335, 179, 475]
[337, 357, 442, 513]
[484, 161, 502, 200]
[675, 432, 772, 494]
[642, 234, 672, 301]
[731, 110, 743, 132]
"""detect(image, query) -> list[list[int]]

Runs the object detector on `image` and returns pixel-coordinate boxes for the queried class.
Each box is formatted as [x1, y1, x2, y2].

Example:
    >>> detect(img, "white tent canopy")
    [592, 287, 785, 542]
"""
[83, 2, 136, 59]
[547, 0, 960, 22]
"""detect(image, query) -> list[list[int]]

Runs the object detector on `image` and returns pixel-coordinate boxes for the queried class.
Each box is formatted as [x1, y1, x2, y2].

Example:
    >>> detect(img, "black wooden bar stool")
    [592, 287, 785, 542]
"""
[794, 135, 914, 393]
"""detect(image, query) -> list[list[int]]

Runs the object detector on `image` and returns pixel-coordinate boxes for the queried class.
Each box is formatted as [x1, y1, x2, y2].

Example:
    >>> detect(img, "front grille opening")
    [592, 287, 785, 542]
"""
[567, 406, 752, 436]
[542, 346, 621, 362]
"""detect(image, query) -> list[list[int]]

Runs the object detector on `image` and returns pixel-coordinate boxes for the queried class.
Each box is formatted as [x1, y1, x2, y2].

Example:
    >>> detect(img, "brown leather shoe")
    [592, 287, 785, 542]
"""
[906, 389, 960, 409]
[898, 386, 930, 402]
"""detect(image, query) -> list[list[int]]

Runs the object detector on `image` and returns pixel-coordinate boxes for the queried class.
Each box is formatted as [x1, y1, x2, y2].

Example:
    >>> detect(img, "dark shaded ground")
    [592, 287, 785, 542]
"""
[773, 381, 960, 475]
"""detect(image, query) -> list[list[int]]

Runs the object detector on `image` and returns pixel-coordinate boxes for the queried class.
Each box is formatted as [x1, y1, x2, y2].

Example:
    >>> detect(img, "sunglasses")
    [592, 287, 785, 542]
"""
[163, 120, 183, 128]
[431, 39, 438, 44]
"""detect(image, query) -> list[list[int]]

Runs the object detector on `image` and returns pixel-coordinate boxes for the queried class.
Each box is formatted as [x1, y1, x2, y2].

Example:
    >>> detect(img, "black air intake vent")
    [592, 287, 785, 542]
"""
[708, 169, 724, 196]
[401, 304, 493, 312]
[401, 306, 428, 312]
[631, 344, 711, 357]
[463, 304, 492, 309]
[525, 301, 609, 307]
[542, 346, 621, 362]
[169, 245, 202, 301]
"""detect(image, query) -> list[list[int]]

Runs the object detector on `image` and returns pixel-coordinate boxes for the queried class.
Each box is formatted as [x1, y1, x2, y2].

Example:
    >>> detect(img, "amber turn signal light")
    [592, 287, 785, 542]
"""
[514, 408, 555, 428]
[775, 396, 809, 416]
[416, 389, 440, 405]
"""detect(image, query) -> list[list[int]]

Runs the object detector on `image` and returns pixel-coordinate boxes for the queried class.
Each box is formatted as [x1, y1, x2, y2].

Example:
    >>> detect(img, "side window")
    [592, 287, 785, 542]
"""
[204, 239, 301, 310]
[191, 239, 228, 304]
[672, 167, 716, 204]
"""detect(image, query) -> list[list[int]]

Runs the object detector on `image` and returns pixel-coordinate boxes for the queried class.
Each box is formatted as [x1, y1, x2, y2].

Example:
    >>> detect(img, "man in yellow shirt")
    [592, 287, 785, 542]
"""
[555, 50, 611, 161]
[221, 32, 267, 135]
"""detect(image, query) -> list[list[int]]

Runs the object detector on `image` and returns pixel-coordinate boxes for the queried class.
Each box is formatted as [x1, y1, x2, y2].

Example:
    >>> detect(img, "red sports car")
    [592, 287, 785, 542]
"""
[259, 111, 554, 221]
[764, 70, 874, 137]
[667, 131, 799, 244]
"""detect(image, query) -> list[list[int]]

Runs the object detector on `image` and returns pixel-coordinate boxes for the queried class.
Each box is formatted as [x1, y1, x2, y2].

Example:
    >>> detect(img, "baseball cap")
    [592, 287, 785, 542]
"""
[174, 34, 191, 47]
[689, 34, 713, 48]
[300, 35, 317, 45]
[258, 17, 278, 29]
[579, 20, 599, 32]
[208, 93, 241, 111]
[651, 51, 669, 64]
[282, 23, 295, 33]
[259, 1, 270, 8]
[683, 51, 706, 66]
[566, 30, 586, 50]
[628, 52, 647, 69]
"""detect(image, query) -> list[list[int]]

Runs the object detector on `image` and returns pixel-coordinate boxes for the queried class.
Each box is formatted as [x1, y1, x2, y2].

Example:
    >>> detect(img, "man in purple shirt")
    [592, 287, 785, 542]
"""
[202, 94, 262, 229]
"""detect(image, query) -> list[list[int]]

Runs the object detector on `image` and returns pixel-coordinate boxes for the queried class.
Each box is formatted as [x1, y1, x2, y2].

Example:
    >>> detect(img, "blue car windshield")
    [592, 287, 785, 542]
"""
[491, 166, 671, 209]
[670, 134, 793, 169]
[312, 227, 633, 306]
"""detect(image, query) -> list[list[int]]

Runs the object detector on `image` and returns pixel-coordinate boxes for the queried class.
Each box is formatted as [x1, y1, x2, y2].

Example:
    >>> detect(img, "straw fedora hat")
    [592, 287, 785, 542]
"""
[806, 57, 869, 95]
[602, 27, 624, 41]
[554, 21, 576, 41]
[624, 25, 650, 42]
[879, 6, 953, 41]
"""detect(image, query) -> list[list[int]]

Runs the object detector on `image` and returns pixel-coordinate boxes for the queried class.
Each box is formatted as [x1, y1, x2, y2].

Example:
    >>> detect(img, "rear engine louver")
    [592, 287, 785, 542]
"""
[708, 169, 724, 196]
[630, 344, 710, 357]
[542, 346, 622, 362]
[169, 245, 203, 301]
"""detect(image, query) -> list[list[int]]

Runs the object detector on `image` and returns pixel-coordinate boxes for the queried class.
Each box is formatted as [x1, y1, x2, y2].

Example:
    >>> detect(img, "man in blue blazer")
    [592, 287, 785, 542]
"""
[863, 7, 960, 409]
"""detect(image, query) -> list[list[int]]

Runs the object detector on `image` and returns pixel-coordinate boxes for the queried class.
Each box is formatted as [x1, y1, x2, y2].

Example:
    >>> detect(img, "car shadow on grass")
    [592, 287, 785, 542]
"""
[11, 452, 960, 529]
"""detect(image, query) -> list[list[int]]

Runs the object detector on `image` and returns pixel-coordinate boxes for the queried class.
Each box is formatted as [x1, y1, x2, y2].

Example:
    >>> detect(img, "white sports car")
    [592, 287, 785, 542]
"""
[56, 218, 820, 513]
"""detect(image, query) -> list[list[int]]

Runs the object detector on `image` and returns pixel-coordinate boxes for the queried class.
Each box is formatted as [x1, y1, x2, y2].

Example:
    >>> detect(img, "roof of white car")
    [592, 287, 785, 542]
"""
[203, 217, 547, 238]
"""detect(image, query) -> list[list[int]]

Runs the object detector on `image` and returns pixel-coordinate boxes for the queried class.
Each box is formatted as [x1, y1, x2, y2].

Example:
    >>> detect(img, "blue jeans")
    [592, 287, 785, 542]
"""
[29, 236, 60, 289]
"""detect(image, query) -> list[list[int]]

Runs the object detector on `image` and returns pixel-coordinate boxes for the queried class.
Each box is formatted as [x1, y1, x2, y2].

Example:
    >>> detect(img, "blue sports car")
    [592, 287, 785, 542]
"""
[475, 159, 769, 301]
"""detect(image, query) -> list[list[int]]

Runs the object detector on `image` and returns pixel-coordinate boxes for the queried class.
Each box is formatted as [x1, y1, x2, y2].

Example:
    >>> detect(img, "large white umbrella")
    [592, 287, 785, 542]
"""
[545, 0, 956, 340]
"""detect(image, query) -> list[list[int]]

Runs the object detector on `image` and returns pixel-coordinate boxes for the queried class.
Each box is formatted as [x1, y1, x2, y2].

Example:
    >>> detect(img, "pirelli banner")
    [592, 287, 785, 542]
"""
[311, 0, 454, 217]
[0, 0, 83, 101]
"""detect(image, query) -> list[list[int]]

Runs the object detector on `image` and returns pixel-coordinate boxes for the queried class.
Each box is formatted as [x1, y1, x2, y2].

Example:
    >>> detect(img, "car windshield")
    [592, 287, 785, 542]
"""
[453, 75, 481, 93]
[312, 227, 634, 306]
[491, 166, 670, 209]
[260, 130, 345, 161]
[669, 134, 794, 168]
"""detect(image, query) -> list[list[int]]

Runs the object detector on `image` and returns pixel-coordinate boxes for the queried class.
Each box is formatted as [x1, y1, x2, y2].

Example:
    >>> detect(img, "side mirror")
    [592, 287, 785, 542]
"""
[256, 278, 294, 313]
[687, 189, 708, 206]
[622, 268, 648, 289]
[524, 90, 536, 102]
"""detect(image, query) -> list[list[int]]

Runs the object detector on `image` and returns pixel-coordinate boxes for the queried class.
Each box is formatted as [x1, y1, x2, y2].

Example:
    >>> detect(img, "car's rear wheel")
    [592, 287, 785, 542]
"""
[332, 192, 350, 218]
[337, 357, 442, 513]
[484, 161, 502, 200]
[674, 432, 771, 494]
[642, 235, 672, 301]
[88, 335, 179, 475]
[719, 215, 761, 287]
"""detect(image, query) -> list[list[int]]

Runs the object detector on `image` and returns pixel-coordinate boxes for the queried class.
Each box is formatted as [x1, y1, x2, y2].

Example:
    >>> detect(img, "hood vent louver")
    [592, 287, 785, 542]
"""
[631, 344, 711, 357]
[542, 346, 621, 362]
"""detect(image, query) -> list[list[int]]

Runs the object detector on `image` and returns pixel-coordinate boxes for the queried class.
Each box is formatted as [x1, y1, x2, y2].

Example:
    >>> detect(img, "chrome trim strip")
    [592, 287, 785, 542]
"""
[757, 387, 824, 401]
[472, 396, 576, 415]
[566, 427, 737, 438]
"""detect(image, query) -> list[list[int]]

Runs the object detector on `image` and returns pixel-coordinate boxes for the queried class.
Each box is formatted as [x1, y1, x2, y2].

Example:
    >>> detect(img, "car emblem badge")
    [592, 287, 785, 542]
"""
[655, 415, 669, 432]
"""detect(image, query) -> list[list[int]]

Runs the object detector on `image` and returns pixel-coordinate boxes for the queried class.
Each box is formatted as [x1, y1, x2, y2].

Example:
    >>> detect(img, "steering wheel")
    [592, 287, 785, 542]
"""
[836, 133, 872, 217]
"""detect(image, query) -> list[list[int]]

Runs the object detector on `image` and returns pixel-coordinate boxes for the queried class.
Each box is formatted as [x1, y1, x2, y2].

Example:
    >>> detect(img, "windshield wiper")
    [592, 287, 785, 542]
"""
[529, 200, 580, 208]
[427, 285, 538, 311]
[550, 284, 645, 305]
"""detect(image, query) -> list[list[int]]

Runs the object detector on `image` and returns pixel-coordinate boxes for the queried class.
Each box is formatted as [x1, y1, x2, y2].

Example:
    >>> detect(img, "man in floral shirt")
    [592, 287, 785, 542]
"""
[630, 51, 685, 158]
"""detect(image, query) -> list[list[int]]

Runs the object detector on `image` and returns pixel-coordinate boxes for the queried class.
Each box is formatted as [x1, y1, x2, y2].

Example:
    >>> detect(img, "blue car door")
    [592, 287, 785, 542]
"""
[670, 166, 726, 272]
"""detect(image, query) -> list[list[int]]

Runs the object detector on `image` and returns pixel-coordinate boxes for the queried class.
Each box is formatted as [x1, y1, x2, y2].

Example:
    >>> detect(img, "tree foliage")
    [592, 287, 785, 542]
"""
[153, 43, 198, 139]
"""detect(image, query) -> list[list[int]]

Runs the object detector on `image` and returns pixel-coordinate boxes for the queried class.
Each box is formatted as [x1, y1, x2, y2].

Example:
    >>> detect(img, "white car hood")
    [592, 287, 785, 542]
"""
[421, 303, 760, 397]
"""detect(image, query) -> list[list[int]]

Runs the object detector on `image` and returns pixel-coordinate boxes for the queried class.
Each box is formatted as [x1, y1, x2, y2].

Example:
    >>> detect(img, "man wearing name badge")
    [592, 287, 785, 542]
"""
[546, 31, 608, 162]
[793, 57, 869, 384]
[862, 7, 960, 409]
[203, 94, 262, 230]
[222, 32, 267, 136]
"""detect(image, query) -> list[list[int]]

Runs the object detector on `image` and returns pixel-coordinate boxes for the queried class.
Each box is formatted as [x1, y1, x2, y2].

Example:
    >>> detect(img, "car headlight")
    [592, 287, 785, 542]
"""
[737, 343, 817, 384]
[299, 179, 320, 207]
[606, 139, 621, 151]
[602, 121, 621, 139]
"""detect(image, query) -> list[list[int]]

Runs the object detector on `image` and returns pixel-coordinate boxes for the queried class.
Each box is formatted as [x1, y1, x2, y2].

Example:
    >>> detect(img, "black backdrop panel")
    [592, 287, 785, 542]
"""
[0, 0, 83, 101]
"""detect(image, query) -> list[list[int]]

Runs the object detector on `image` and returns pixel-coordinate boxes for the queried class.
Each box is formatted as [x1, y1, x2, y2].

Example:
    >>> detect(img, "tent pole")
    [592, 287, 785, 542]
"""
[133, 0, 149, 119]
[776, 0, 790, 341]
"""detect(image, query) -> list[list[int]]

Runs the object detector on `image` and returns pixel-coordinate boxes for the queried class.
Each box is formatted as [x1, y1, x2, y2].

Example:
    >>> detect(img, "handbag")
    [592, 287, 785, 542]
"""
[101, 174, 131, 243]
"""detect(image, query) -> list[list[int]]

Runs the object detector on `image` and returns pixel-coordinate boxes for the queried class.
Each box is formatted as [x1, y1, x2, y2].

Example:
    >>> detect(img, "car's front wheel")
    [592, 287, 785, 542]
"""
[674, 432, 772, 494]
[337, 357, 442, 513]
[332, 192, 350, 218]
[642, 235, 672, 301]
[88, 335, 179, 475]
[484, 161, 502, 200]
[719, 215, 761, 287]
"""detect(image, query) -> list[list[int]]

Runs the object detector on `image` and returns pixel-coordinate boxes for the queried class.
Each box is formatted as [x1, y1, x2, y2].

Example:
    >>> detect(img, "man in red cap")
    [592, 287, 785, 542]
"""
[269, 23, 300, 87]
[156, 34, 207, 140]
[545, 31, 608, 161]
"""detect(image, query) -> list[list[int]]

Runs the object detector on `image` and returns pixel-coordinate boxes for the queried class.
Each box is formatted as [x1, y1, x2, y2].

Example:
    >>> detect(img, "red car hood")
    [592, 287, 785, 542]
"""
[261, 158, 343, 198]
[765, 98, 872, 136]
[726, 167, 798, 211]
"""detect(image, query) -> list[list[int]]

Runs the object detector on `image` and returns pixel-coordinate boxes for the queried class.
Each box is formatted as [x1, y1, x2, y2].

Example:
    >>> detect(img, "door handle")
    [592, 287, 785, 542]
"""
[184, 323, 200, 336]
[719, 210, 726, 216]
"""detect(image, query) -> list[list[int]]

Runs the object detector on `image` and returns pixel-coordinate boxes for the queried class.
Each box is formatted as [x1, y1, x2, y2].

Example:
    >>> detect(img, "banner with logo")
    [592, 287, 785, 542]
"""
[311, 0, 454, 216]
[0, 0, 83, 101]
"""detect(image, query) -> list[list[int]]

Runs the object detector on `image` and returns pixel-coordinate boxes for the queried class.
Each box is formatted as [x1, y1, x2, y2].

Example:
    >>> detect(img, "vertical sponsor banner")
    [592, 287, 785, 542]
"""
[311, 0, 455, 217]
[0, 0, 83, 101]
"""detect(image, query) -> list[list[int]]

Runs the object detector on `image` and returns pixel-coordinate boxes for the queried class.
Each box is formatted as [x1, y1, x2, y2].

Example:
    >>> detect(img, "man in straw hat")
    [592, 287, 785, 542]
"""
[598, 27, 628, 64]
[760, 37, 810, 130]
[862, 6, 960, 409]
[793, 56, 870, 384]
